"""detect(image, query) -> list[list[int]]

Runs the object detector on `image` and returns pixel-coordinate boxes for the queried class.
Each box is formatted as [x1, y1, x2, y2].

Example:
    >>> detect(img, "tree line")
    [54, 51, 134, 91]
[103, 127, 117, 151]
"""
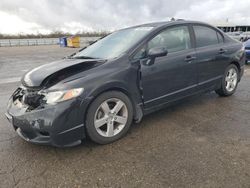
[0, 31, 109, 39]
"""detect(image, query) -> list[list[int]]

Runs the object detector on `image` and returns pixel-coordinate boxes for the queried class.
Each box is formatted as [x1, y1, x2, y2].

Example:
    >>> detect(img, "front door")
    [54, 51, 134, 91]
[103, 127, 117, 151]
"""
[140, 25, 198, 108]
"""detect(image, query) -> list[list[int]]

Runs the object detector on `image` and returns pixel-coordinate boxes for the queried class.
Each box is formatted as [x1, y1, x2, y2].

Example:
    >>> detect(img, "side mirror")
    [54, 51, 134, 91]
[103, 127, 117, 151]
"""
[144, 47, 168, 66]
[148, 47, 168, 58]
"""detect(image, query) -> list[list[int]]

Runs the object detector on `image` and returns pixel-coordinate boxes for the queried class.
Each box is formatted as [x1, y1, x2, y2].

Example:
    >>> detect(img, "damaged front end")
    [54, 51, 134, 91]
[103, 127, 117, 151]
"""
[5, 58, 106, 146]
[6, 86, 56, 145]
[11, 86, 45, 112]
[6, 85, 86, 147]
[6, 78, 89, 146]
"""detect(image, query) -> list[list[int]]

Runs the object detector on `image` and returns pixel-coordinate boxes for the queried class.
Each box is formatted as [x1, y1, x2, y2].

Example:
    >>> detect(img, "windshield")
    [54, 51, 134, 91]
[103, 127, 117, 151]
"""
[73, 27, 153, 59]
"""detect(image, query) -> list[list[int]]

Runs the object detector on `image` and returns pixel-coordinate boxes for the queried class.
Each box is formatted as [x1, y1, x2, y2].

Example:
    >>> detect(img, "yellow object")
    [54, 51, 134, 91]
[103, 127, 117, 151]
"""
[67, 36, 80, 48]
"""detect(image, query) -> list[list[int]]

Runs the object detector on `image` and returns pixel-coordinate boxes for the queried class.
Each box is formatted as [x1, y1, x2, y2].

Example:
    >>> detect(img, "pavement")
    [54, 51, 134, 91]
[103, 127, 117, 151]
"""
[0, 45, 250, 188]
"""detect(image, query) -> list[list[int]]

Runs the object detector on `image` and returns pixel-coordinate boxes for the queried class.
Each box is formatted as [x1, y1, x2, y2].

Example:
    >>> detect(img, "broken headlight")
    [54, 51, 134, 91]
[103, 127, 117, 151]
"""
[42, 88, 84, 105]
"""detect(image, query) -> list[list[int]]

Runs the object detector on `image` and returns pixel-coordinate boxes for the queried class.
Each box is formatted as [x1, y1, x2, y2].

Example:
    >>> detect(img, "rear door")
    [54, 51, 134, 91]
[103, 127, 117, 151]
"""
[192, 25, 229, 90]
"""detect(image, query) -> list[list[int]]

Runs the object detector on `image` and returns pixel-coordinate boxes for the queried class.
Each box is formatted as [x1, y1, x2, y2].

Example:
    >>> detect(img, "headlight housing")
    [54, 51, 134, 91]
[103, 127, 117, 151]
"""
[42, 88, 84, 105]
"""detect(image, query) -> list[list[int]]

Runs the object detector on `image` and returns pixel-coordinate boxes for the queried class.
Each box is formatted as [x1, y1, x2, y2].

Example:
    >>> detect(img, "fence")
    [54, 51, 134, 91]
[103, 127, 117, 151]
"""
[0, 37, 100, 47]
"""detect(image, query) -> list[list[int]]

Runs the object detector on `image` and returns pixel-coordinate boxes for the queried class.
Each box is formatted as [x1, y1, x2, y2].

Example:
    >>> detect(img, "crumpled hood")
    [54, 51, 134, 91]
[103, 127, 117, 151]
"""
[22, 58, 105, 88]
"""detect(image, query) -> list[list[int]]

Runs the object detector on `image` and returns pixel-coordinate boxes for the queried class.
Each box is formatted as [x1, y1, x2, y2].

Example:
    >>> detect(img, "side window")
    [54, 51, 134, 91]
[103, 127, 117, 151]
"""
[193, 25, 219, 47]
[217, 32, 224, 43]
[148, 26, 191, 53]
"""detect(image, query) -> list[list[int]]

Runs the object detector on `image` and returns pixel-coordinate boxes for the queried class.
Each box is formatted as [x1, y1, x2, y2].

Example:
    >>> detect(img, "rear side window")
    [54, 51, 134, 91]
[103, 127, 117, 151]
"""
[148, 26, 191, 53]
[193, 25, 219, 47]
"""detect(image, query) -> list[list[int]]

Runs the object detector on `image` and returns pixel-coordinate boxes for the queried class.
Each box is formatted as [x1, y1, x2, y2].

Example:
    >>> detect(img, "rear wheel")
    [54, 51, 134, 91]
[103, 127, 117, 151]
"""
[215, 64, 239, 97]
[86, 91, 133, 144]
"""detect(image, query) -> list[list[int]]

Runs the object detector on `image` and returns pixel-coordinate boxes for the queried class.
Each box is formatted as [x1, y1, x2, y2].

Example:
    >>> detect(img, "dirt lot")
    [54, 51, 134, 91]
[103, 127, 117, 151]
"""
[0, 46, 250, 188]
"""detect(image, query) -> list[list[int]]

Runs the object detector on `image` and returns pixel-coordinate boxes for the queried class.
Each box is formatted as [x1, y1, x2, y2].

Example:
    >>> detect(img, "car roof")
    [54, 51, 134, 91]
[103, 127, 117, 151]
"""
[129, 20, 213, 29]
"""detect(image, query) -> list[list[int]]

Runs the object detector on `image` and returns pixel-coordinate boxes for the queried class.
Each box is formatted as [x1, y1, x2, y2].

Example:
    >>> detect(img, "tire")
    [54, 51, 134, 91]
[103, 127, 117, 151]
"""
[85, 91, 133, 144]
[215, 64, 239, 97]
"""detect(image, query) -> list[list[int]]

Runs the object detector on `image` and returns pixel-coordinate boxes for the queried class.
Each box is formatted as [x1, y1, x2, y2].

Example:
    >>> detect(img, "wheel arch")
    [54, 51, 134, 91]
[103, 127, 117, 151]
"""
[83, 84, 143, 125]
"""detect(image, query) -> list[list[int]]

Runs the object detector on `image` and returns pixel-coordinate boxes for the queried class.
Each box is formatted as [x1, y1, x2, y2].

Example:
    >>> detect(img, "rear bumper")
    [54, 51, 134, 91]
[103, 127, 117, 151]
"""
[6, 97, 91, 147]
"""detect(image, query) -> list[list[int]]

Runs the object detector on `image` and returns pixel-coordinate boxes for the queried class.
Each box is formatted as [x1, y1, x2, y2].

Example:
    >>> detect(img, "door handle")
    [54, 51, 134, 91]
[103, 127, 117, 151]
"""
[219, 48, 227, 54]
[185, 55, 196, 62]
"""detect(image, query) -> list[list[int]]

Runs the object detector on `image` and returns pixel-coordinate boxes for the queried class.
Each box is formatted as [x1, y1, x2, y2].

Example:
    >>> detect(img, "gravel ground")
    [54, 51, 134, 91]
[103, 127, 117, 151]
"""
[0, 46, 250, 188]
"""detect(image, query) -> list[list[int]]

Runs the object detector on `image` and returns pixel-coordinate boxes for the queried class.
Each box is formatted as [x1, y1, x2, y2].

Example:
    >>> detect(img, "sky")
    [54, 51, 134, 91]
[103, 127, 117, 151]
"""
[0, 0, 250, 35]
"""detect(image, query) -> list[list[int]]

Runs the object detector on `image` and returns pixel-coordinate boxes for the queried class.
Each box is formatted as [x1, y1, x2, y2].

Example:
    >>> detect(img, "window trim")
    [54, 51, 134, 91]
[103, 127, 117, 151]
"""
[216, 32, 224, 43]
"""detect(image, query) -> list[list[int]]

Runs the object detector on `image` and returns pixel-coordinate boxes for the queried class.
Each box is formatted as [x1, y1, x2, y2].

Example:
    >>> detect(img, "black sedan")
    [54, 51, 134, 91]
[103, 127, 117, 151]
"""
[6, 20, 245, 147]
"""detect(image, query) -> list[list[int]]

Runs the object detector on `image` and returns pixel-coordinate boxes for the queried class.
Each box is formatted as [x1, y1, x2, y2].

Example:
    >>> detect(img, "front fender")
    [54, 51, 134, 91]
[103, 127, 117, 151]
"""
[84, 80, 143, 123]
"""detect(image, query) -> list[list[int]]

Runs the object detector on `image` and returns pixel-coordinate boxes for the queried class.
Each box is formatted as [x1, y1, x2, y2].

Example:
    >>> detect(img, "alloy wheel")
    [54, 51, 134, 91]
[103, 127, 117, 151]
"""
[94, 98, 128, 137]
[225, 67, 238, 92]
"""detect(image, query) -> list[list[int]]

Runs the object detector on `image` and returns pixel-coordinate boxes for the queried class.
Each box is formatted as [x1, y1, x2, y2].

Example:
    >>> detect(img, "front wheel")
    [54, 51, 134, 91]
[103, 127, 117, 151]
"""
[85, 91, 133, 144]
[215, 64, 239, 97]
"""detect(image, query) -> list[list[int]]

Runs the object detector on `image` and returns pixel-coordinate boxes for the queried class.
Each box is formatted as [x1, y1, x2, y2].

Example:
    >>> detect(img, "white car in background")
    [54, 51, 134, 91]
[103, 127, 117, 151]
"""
[242, 32, 250, 41]
[227, 32, 244, 41]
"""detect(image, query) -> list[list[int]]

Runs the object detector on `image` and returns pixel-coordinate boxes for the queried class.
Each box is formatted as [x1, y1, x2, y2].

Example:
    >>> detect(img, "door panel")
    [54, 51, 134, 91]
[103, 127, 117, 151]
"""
[195, 45, 229, 89]
[139, 25, 198, 108]
[141, 49, 197, 108]
[193, 25, 230, 90]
